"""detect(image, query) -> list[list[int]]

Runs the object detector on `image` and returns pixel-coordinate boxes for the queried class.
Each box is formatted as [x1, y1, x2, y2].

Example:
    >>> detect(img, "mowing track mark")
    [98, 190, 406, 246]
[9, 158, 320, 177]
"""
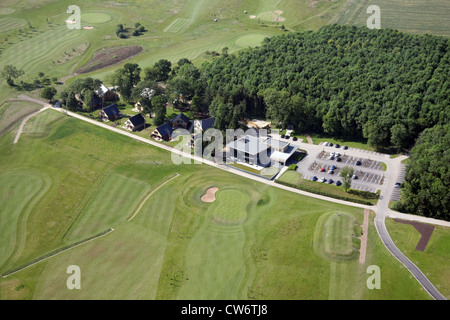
[127, 173, 180, 221]
[2, 228, 114, 278]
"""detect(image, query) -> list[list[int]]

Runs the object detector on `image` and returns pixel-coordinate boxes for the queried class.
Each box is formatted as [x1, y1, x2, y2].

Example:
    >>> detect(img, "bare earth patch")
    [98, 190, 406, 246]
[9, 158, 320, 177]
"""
[76, 46, 143, 74]
[393, 219, 435, 252]
[201, 187, 218, 203]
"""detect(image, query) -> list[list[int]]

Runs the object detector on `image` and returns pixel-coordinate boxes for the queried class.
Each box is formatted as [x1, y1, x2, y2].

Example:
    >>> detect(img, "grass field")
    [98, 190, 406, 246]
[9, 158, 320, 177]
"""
[386, 218, 450, 299]
[334, 0, 450, 37]
[0, 0, 449, 301]
[0, 109, 437, 300]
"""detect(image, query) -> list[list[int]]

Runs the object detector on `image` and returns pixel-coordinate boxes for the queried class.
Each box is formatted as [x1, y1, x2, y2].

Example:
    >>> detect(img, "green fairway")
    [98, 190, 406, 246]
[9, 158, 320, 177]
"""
[64, 172, 152, 242]
[0, 17, 26, 32]
[235, 34, 268, 47]
[0, 173, 48, 269]
[335, 0, 450, 37]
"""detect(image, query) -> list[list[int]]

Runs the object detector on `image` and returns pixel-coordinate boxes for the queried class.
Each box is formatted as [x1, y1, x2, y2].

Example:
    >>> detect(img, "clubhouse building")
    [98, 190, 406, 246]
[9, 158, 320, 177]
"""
[226, 135, 298, 168]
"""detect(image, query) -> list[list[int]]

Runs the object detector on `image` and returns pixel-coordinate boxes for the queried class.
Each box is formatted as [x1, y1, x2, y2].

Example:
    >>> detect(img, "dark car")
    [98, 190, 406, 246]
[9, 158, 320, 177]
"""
[293, 137, 298, 141]
[328, 179, 334, 184]
[312, 176, 318, 181]
[336, 181, 342, 186]
[281, 135, 285, 139]
[336, 157, 342, 162]
[343, 146, 348, 150]
[356, 160, 362, 166]
[335, 144, 340, 148]
[329, 142, 333, 147]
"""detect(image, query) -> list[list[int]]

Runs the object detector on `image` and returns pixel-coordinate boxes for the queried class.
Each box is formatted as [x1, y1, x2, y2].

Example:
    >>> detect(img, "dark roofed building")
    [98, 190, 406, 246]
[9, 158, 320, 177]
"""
[100, 104, 122, 121]
[194, 117, 215, 132]
[171, 113, 190, 129]
[151, 123, 173, 141]
[125, 113, 146, 131]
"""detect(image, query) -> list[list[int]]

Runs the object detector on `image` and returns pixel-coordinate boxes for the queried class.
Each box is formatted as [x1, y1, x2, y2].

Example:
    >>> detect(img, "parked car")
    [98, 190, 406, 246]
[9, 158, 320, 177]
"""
[293, 137, 298, 141]
[312, 176, 318, 181]
[320, 168, 326, 172]
[335, 144, 340, 148]
[343, 146, 348, 150]
[395, 182, 401, 188]
[352, 174, 358, 179]
[356, 160, 362, 166]
[331, 165, 336, 170]
[329, 142, 334, 147]
[329, 156, 335, 160]
[324, 142, 329, 146]
[336, 157, 342, 162]
[320, 177, 326, 183]
[328, 179, 334, 184]
[336, 181, 342, 186]
[328, 170, 334, 174]
[281, 135, 285, 139]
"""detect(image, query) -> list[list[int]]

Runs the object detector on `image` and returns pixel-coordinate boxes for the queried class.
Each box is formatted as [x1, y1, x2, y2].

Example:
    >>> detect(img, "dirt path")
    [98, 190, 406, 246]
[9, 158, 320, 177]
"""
[13, 106, 50, 144]
[359, 209, 370, 264]
[305, 134, 313, 144]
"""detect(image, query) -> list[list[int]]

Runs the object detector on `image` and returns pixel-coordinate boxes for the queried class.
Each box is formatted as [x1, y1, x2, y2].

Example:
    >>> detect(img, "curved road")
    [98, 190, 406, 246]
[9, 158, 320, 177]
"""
[14, 95, 449, 300]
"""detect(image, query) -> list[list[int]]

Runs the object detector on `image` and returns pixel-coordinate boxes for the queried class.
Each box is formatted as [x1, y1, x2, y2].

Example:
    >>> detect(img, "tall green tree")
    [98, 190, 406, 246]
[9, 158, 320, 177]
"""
[339, 166, 354, 192]
[152, 95, 167, 126]
[1, 65, 25, 86]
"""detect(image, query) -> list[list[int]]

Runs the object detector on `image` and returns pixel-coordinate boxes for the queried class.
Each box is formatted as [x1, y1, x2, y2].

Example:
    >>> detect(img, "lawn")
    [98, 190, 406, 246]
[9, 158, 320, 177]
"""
[0, 110, 435, 300]
[386, 219, 450, 299]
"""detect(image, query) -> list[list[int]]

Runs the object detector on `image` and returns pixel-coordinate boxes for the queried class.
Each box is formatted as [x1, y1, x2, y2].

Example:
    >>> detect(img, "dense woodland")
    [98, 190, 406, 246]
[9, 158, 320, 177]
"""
[394, 125, 449, 221]
[196, 24, 449, 152]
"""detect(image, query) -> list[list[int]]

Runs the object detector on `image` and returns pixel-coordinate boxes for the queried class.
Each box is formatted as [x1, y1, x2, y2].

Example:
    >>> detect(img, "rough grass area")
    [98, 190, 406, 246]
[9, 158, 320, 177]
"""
[0, 101, 42, 137]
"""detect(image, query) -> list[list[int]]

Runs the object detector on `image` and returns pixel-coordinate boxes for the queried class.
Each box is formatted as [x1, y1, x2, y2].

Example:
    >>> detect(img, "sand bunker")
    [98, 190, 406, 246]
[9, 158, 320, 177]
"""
[249, 15, 256, 19]
[201, 187, 218, 203]
[83, 26, 94, 29]
[274, 10, 283, 14]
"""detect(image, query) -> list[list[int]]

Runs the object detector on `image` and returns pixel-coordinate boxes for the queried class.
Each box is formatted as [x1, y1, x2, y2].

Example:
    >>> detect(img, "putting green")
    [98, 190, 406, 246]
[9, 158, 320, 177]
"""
[323, 212, 360, 260]
[258, 11, 285, 22]
[81, 12, 112, 24]
[236, 34, 267, 48]
[211, 189, 250, 225]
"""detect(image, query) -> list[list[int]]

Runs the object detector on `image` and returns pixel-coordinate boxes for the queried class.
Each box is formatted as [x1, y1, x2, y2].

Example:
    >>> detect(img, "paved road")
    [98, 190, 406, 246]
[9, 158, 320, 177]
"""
[14, 95, 449, 300]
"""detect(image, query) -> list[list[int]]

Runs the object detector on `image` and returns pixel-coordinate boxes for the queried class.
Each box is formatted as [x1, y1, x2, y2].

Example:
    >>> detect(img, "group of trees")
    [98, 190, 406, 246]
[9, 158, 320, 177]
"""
[115, 22, 147, 39]
[60, 77, 103, 112]
[194, 24, 448, 153]
[106, 58, 207, 126]
[393, 125, 449, 221]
